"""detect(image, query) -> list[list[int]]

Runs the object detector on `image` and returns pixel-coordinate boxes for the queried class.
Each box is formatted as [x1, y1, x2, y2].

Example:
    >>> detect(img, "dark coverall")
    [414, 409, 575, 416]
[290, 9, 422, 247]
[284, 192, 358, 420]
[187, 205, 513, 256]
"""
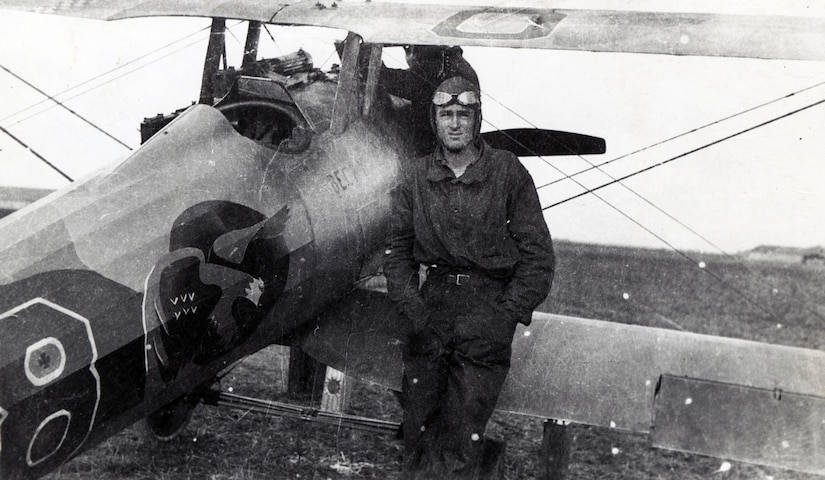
[384, 140, 555, 478]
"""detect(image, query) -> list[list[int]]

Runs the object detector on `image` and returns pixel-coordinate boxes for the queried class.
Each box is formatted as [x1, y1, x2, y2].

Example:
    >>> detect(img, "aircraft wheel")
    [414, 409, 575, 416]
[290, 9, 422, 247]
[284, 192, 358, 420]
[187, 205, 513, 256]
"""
[143, 395, 199, 441]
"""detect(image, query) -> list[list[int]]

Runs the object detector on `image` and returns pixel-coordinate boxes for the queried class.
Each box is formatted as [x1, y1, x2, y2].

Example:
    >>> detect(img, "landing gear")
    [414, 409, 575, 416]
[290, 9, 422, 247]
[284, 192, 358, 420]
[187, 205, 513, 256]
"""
[143, 394, 200, 441]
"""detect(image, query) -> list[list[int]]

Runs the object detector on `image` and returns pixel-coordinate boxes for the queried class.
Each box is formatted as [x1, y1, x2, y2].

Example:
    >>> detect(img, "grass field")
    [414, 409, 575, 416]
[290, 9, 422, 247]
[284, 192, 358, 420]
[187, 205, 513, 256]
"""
[45, 241, 825, 479]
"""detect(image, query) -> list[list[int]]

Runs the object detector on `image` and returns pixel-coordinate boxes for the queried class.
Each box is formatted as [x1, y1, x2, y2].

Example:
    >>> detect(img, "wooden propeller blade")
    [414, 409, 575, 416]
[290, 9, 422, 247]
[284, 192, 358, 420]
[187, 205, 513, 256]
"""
[482, 128, 606, 157]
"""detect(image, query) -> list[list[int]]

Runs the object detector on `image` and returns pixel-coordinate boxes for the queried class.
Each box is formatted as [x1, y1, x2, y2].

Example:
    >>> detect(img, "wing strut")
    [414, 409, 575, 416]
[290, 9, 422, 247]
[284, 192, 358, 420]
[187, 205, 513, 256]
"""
[199, 18, 226, 105]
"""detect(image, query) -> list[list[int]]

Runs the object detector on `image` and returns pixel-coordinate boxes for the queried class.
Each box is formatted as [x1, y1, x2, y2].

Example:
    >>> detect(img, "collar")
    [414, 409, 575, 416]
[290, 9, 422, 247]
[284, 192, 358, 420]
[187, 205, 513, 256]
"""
[426, 140, 490, 184]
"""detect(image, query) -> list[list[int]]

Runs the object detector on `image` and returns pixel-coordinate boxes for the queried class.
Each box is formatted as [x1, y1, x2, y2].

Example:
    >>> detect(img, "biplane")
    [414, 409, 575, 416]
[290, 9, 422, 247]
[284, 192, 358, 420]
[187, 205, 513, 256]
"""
[1, 1, 824, 479]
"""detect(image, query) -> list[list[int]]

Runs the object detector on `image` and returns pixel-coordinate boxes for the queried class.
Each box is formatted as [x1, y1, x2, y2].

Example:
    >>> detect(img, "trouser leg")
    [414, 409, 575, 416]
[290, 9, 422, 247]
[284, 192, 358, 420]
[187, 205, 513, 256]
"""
[401, 347, 447, 478]
[401, 278, 514, 479]
[442, 343, 510, 479]
[439, 281, 514, 479]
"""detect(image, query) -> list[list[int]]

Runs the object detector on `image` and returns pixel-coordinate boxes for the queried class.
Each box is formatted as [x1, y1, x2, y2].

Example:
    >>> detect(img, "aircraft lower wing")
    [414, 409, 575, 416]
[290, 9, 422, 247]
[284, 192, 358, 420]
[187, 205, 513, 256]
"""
[0, 187, 53, 220]
[296, 287, 825, 476]
[1, 1, 824, 61]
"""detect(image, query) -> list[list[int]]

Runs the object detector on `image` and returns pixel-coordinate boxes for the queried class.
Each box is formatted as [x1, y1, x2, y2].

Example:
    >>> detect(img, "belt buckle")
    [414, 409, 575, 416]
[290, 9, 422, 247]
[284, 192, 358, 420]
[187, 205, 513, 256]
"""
[455, 273, 469, 286]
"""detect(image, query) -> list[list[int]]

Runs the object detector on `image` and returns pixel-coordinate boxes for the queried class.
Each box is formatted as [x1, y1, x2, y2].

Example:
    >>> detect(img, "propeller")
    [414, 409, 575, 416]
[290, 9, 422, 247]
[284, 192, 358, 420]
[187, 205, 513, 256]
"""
[482, 128, 606, 157]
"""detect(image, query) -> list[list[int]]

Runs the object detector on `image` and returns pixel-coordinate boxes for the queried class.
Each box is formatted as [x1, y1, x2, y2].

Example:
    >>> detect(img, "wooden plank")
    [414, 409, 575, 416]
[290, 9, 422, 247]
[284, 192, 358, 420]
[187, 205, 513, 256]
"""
[652, 375, 825, 476]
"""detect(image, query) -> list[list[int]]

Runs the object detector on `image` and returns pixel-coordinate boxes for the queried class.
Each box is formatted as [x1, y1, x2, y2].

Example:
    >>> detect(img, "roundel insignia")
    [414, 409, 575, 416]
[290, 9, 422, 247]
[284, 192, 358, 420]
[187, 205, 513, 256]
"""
[433, 8, 565, 40]
[25, 338, 66, 387]
[0, 297, 99, 473]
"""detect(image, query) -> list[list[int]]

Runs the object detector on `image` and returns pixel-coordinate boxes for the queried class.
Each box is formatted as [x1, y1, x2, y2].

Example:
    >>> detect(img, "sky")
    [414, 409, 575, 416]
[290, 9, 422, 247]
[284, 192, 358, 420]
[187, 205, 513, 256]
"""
[1, 6, 824, 254]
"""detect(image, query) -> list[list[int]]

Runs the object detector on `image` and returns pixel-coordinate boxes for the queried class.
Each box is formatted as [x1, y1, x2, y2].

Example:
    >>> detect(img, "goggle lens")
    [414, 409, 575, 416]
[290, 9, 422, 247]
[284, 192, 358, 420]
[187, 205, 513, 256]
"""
[432, 91, 479, 107]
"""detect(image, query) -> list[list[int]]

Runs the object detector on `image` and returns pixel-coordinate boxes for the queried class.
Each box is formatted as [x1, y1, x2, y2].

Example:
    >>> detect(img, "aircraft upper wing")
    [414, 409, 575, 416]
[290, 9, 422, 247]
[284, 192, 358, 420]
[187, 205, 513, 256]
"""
[1, 0, 824, 61]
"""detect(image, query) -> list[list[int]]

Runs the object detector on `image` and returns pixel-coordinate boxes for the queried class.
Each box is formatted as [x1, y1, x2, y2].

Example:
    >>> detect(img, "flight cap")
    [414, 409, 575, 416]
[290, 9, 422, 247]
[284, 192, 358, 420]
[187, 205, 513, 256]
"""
[431, 76, 483, 141]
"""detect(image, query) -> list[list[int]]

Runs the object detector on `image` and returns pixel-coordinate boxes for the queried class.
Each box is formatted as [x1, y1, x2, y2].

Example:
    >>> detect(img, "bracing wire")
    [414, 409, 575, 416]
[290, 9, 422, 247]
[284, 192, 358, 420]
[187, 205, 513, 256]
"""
[0, 124, 72, 181]
[0, 64, 132, 150]
[0, 23, 215, 125]
[542, 98, 825, 210]
[2, 20, 246, 131]
[0, 21, 242, 182]
[534, 78, 825, 192]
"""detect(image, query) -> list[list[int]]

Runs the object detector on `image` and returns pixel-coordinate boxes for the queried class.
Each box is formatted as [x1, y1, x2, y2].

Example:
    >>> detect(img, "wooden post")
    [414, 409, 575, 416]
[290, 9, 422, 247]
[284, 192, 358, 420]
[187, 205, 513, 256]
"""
[287, 348, 325, 401]
[330, 32, 362, 134]
[362, 43, 384, 118]
[241, 21, 261, 71]
[321, 367, 351, 413]
[540, 419, 571, 480]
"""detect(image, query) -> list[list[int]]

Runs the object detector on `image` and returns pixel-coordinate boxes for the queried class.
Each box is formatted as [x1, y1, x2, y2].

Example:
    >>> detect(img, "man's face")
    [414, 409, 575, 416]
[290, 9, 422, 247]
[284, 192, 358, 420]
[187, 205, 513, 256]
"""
[434, 104, 476, 152]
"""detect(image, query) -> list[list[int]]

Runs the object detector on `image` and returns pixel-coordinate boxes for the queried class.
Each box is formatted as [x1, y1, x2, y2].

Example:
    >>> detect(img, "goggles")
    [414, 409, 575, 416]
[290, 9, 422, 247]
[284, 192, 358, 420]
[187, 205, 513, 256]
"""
[431, 90, 480, 107]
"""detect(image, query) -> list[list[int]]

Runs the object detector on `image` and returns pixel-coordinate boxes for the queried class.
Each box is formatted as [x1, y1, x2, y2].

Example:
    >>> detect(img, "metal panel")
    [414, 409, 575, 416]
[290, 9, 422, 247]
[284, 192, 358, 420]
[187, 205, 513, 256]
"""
[652, 375, 825, 476]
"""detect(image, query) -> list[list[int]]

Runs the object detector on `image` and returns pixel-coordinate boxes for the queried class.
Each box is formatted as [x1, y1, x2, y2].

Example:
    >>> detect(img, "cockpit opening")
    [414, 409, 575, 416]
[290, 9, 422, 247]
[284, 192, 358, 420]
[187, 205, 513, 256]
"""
[213, 76, 312, 153]
[139, 21, 346, 152]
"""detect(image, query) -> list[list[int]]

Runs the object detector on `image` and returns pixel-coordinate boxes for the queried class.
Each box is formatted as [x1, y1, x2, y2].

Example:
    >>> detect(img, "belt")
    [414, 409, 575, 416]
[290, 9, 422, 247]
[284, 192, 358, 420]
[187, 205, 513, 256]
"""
[426, 265, 507, 287]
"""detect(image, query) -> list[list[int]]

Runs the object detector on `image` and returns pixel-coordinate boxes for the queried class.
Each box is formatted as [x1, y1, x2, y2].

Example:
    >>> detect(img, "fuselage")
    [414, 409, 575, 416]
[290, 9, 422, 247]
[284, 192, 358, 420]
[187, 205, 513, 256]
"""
[0, 67, 404, 477]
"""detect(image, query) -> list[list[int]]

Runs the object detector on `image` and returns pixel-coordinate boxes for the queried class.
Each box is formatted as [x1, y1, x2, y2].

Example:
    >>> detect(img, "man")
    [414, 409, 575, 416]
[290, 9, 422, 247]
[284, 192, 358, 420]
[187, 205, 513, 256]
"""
[383, 76, 555, 479]
[381, 45, 479, 155]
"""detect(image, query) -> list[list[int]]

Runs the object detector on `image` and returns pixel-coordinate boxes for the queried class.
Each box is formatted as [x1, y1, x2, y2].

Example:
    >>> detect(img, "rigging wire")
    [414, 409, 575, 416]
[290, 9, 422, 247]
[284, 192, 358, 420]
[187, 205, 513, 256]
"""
[534, 79, 825, 192]
[1, 20, 246, 131]
[0, 35, 205, 181]
[0, 124, 72, 181]
[0, 21, 245, 184]
[541, 93, 825, 323]
[0, 36, 206, 129]
[0, 27, 209, 123]
[262, 24, 280, 50]
[543, 97, 825, 209]
[0, 23, 214, 125]
[260, 23, 339, 70]
[0, 64, 132, 151]
[3, 36, 208, 129]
